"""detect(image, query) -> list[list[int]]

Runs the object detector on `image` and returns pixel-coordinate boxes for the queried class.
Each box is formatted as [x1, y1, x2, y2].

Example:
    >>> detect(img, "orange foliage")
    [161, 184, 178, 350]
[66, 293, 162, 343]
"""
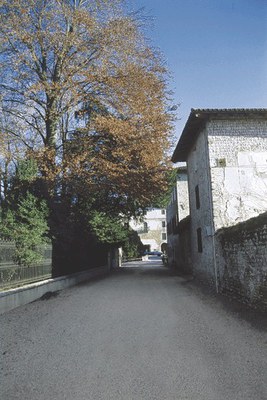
[0, 0, 175, 212]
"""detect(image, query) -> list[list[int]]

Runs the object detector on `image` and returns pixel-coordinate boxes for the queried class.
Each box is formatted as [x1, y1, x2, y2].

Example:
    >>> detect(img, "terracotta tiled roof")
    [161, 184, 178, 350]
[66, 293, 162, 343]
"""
[171, 108, 267, 163]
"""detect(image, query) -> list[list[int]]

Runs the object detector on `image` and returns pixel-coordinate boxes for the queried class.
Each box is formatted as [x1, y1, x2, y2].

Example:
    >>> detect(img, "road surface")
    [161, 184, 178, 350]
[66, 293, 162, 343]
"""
[1, 259, 267, 400]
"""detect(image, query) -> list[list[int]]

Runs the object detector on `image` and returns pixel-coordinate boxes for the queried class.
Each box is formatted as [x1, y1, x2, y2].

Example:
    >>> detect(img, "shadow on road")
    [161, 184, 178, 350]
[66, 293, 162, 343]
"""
[120, 262, 267, 332]
[74, 262, 267, 333]
[181, 278, 267, 333]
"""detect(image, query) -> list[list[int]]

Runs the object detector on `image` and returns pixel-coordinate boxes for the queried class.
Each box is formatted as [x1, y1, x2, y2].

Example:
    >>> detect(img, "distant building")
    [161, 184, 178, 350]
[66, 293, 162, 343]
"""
[129, 208, 167, 252]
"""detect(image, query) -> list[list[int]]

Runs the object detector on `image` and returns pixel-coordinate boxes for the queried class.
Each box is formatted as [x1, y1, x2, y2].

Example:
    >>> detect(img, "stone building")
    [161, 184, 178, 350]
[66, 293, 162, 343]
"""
[129, 208, 167, 253]
[166, 166, 190, 269]
[171, 109, 267, 306]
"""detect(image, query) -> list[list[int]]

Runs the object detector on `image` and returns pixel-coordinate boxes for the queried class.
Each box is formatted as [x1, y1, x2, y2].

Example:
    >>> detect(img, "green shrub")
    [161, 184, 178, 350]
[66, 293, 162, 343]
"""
[0, 192, 49, 266]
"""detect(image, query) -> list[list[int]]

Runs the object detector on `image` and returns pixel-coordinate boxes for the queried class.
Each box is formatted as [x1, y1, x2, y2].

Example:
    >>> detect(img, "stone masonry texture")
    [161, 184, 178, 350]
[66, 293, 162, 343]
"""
[216, 212, 267, 310]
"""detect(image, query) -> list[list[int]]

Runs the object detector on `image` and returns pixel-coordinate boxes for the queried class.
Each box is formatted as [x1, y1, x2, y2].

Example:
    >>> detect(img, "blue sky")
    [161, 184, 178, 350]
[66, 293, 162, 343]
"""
[131, 0, 267, 139]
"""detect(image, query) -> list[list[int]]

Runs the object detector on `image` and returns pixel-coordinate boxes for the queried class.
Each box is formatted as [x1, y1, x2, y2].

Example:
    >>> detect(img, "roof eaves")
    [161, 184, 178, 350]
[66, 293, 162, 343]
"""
[171, 108, 267, 163]
[171, 109, 206, 163]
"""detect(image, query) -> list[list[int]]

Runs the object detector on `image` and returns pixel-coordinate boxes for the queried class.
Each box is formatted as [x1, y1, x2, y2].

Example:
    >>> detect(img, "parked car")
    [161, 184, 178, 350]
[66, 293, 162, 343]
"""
[143, 251, 162, 256]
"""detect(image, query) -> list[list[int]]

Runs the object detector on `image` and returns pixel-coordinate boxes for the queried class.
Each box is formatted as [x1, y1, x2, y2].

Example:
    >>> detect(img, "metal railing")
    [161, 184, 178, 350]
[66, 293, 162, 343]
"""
[0, 240, 52, 290]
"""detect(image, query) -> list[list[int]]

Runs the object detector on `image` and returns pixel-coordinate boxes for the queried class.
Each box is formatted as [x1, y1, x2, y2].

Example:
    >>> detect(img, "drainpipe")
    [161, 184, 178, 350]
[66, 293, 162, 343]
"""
[212, 227, 219, 293]
[204, 130, 219, 293]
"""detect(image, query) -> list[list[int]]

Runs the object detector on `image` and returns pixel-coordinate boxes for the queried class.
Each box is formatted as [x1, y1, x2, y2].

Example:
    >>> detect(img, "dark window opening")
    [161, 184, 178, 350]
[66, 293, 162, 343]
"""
[162, 233, 167, 240]
[197, 228, 203, 253]
[195, 185, 200, 209]
[162, 221, 166, 228]
[216, 158, 226, 167]
[161, 209, 165, 215]
[144, 222, 148, 233]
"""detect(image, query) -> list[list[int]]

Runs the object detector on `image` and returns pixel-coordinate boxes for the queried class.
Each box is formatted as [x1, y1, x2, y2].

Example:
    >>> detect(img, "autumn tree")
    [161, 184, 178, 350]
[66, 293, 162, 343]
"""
[0, 0, 175, 272]
[1, 0, 173, 203]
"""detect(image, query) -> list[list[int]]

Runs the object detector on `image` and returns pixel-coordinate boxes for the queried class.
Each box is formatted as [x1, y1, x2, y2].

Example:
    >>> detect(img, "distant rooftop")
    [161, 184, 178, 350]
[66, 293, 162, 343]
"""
[171, 108, 267, 163]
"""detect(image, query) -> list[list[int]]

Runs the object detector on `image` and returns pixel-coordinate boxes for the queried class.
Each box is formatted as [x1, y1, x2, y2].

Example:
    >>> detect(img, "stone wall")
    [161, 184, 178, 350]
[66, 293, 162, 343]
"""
[177, 169, 189, 221]
[166, 233, 179, 269]
[167, 178, 179, 267]
[216, 212, 267, 309]
[176, 216, 192, 274]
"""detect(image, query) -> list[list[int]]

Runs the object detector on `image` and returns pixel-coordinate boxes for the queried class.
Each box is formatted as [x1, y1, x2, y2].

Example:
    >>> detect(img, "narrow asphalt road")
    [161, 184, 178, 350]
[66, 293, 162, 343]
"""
[1, 260, 267, 400]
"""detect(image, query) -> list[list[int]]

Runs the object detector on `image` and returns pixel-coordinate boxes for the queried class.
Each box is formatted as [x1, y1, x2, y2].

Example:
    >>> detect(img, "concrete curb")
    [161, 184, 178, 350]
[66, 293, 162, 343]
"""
[0, 265, 109, 315]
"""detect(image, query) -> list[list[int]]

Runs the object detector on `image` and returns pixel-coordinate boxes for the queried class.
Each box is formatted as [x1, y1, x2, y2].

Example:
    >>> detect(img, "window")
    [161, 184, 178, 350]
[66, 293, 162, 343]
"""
[162, 233, 167, 241]
[144, 222, 148, 233]
[162, 221, 166, 228]
[197, 228, 203, 253]
[216, 158, 226, 167]
[161, 209, 165, 215]
[195, 185, 200, 209]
